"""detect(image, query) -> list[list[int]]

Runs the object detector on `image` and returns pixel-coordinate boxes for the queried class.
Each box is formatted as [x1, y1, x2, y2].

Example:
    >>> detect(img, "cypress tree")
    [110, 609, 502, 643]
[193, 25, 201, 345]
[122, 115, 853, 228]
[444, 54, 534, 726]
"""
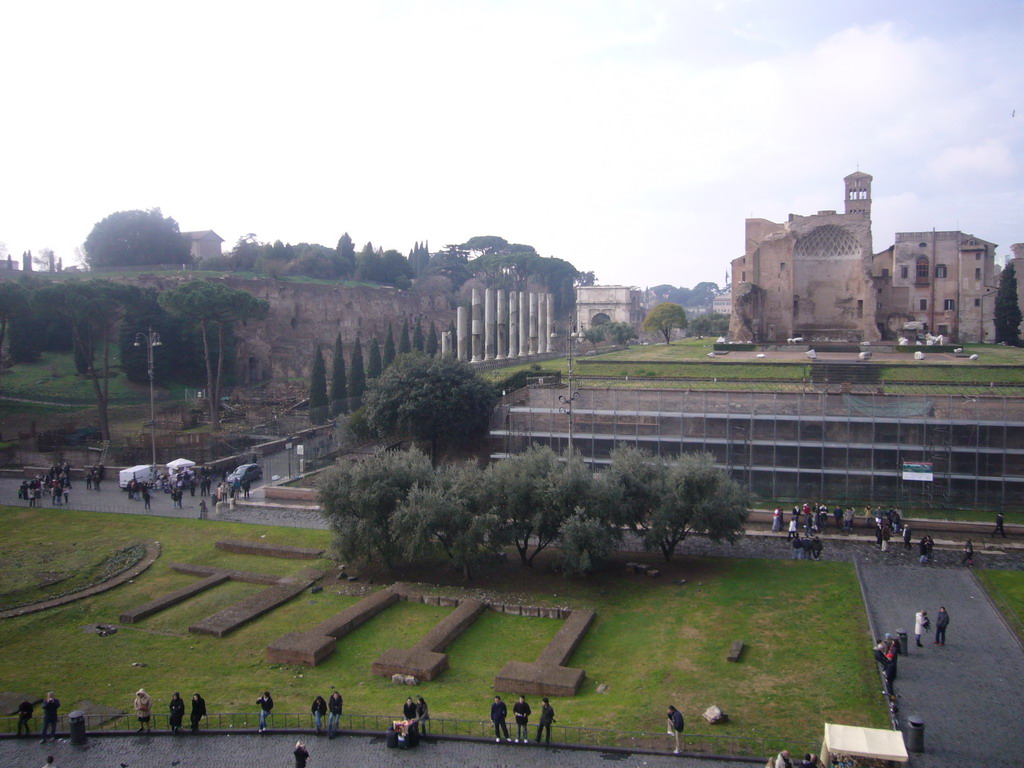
[994, 262, 1022, 346]
[448, 319, 457, 358]
[368, 336, 383, 379]
[309, 346, 329, 423]
[330, 333, 347, 414]
[426, 321, 438, 357]
[349, 337, 366, 399]
[383, 321, 396, 367]
[399, 318, 412, 354]
[413, 318, 425, 353]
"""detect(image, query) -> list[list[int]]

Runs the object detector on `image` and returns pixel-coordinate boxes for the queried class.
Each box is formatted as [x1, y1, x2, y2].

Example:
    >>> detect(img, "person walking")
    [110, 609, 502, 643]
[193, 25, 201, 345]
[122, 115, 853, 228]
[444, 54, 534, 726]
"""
[536, 697, 555, 745]
[961, 539, 974, 567]
[311, 695, 327, 735]
[327, 691, 343, 739]
[513, 695, 531, 743]
[992, 512, 1007, 538]
[787, 518, 798, 540]
[39, 690, 60, 743]
[134, 689, 153, 732]
[415, 696, 429, 735]
[293, 740, 310, 768]
[257, 690, 274, 733]
[935, 606, 950, 645]
[902, 524, 912, 550]
[17, 699, 33, 736]
[914, 610, 929, 647]
[490, 695, 510, 742]
[666, 704, 685, 755]
[189, 693, 206, 732]
[169, 692, 185, 734]
[772, 507, 782, 532]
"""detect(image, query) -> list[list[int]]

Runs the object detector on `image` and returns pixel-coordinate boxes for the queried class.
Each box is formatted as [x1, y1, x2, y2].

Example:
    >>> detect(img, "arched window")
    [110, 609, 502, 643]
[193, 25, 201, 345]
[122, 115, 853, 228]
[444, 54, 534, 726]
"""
[915, 257, 930, 283]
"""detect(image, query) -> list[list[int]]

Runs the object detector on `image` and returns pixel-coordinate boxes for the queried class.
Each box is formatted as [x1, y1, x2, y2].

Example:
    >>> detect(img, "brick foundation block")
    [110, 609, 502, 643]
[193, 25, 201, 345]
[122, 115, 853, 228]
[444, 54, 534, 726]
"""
[494, 660, 586, 697]
[266, 633, 337, 666]
[371, 648, 448, 681]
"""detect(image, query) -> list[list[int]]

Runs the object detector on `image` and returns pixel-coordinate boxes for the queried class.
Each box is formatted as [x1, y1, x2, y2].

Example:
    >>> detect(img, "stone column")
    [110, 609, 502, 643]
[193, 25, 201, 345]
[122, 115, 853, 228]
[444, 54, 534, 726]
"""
[456, 306, 468, 361]
[508, 291, 519, 358]
[518, 291, 529, 358]
[529, 292, 538, 355]
[441, 330, 451, 359]
[537, 295, 548, 354]
[484, 288, 496, 360]
[546, 293, 555, 348]
[471, 288, 483, 362]
[496, 289, 507, 360]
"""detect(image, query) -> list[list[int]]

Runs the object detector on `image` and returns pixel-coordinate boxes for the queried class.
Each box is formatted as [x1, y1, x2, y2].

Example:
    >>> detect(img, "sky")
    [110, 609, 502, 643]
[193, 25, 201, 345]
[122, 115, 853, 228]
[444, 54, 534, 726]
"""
[1, 0, 1021, 289]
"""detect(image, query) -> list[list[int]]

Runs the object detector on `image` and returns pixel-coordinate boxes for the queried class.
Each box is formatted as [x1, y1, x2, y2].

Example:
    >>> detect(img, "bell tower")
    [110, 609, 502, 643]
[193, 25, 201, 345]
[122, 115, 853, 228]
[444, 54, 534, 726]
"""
[843, 171, 872, 217]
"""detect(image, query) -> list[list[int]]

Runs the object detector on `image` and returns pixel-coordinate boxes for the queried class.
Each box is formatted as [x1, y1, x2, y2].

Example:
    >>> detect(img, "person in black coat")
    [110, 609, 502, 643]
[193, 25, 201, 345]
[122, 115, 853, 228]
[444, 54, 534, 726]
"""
[257, 691, 274, 733]
[294, 740, 309, 768]
[169, 692, 185, 734]
[536, 697, 555, 745]
[403, 697, 418, 721]
[190, 693, 207, 732]
[327, 691, 343, 739]
[513, 695, 531, 743]
[415, 696, 429, 735]
[311, 695, 327, 734]
[666, 704, 684, 755]
[490, 695, 510, 742]
[17, 700, 33, 736]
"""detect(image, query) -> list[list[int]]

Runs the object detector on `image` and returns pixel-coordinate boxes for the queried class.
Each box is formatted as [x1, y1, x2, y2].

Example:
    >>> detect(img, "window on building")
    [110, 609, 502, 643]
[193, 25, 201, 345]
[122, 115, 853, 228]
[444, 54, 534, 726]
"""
[938, 324, 949, 335]
[779, 262, 786, 271]
[920, 299, 928, 311]
[975, 268, 982, 279]
[877, 302, 883, 310]
[919, 242, 928, 248]
[944, 299, 955, 311]
[976, 253, 981, 260]
[916, 258, 930, 283]
[935, 264, 947, 278]
[742, 271, 746, 281]
[900, 266, 909, 279]
[974, 298, 981, 307]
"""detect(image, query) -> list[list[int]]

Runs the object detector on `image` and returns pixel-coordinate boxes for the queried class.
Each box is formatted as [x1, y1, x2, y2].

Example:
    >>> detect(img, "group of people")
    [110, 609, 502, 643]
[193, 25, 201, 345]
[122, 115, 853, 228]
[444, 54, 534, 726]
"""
[307, 691, 346, 738]
[18, 462, 82, 507]
[488, 695, 556, 746]
[770, 750, 821, 767]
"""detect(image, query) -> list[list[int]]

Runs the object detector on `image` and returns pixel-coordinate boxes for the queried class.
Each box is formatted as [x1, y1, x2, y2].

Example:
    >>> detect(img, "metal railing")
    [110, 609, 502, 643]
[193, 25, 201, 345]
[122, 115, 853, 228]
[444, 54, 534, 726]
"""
[0, 712, 816, 757]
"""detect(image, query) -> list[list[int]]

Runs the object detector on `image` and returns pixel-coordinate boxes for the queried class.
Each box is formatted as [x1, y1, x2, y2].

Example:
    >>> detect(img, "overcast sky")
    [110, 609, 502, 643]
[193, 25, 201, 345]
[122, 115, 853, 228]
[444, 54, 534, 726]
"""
[2, 0, 1021, 288]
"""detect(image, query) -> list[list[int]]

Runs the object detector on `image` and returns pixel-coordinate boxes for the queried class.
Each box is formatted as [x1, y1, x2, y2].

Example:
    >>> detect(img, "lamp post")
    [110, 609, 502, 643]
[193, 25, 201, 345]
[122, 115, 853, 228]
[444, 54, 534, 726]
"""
[557, 329, 580, 453]
[134, 328, 162, 468]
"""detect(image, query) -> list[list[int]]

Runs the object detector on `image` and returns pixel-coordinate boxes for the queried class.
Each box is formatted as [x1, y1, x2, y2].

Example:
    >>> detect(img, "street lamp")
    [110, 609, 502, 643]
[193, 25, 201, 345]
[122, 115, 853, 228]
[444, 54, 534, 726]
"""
[134, 328, 162, 468]
[557, 329, 581, 453]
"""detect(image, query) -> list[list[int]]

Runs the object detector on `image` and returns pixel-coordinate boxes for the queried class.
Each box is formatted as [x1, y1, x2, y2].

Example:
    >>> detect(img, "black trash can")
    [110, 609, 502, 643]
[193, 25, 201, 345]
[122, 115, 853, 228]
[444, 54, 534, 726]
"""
[897, 629, 908, 655]
[68, 710, 87, 745]
[906, 716, 924, 753]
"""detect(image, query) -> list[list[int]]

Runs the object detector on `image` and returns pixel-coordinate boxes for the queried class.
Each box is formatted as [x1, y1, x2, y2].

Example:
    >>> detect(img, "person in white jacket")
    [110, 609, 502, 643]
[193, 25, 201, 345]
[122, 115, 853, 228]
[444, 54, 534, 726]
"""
[914, 610, 929, 648]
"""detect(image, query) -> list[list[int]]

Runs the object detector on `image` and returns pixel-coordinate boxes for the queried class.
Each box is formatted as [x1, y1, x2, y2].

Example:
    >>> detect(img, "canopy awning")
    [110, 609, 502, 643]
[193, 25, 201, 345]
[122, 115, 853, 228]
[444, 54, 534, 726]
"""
[821, 723, 908, 764]
[166, 458, 196, 471]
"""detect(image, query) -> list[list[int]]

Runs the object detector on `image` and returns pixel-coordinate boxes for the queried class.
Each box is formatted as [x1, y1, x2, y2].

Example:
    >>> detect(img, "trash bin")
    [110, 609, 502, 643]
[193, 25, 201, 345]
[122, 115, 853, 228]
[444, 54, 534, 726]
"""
[68, 710, 87, 745]
[896, 629, 908, 655]
[906, 716, 924, 753]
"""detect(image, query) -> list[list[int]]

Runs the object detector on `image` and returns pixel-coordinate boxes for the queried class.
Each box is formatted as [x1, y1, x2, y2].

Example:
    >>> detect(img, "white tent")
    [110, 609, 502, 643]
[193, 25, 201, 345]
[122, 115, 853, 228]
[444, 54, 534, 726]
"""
[821, 723, 908, 765]
[166, 458, 196, 473]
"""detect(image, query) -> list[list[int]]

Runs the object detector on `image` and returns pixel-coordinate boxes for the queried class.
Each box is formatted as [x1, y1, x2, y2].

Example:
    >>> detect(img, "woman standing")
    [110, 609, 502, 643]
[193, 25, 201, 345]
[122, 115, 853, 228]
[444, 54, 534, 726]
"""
[168, 692, 185, 734]
[134, 689, 153, 732]
[189, 693, 207, 732]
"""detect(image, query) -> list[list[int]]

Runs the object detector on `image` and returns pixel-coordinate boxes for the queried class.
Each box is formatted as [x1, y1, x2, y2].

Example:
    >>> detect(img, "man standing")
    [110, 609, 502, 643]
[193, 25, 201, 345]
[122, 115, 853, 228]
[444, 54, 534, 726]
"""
[993, 512, 1007, 538]
[490, 695, 510, 742]
[666, 704, 684, 755]
[40, 692, 59, 743]
[17, 699, 33, 736]
[935, 607, 950, 646]
[536, 697, 555, 745]
[513, 695, 531, 743]
[961, 539, 974, 567]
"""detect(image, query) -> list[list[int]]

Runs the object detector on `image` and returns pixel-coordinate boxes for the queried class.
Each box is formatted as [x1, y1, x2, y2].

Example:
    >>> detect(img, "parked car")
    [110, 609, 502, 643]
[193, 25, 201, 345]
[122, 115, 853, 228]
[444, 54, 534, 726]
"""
[227, 463, 262, 485]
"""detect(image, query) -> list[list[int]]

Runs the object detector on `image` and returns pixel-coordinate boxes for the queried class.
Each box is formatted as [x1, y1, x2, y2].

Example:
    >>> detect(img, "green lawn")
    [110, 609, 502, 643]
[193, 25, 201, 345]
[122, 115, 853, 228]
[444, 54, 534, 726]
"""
[0, 507, 886, 746]
[0, 349, 146, 405]
[976, 570, 1024, 641]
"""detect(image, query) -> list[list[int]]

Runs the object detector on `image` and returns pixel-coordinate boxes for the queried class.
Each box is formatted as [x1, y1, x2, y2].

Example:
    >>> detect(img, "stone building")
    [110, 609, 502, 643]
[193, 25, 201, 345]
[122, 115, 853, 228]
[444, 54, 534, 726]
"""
[181, 230, 225, 262]
[729, 172, 1002, 343]
[575, 285, 646, 331]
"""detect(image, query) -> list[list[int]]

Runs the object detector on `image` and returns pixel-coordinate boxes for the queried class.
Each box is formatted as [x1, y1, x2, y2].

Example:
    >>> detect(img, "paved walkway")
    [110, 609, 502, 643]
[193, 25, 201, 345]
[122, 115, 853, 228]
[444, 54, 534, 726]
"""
[858, 563, 1024, 768]
[0, 732, 758, 767]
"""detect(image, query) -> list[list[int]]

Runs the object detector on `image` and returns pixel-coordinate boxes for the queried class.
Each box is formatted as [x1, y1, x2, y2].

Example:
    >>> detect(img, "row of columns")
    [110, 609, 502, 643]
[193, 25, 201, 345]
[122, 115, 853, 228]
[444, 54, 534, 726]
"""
[443, 288, 554, 362]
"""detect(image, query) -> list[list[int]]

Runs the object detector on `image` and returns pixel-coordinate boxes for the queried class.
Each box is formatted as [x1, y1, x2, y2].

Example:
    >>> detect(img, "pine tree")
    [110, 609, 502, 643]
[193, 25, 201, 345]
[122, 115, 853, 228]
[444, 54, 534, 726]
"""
[349, 337, 366, 399]
[448, 319, 457, 358]
[309, 346, 329, 423]
[368, 336, 383, 379]
[413, 318, 425, 353]
[994, 262, 1022, 346]
[426, 321, 439, 357]
[399, 318, 412, 354]
[383, 322, 396, 368]
[330, 333, 347, 414]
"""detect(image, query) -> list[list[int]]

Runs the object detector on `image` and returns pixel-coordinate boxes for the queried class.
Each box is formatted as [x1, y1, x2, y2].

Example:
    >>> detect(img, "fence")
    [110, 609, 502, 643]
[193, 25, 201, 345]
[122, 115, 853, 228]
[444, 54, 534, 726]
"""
[0, 711, 815, 757]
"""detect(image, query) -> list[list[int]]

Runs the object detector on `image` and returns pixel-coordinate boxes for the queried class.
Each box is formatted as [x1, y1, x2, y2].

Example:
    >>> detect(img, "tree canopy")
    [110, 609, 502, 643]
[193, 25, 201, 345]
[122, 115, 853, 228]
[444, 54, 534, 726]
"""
[643, 302, 688, 344]
[309, 346, 328, 423]
[994, 262, 1022, 346]
[84, 208, 192, 269]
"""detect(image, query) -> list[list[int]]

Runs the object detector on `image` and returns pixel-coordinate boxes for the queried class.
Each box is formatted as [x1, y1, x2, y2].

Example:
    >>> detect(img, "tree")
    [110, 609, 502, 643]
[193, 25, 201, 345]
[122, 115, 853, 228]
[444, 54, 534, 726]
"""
[394, 462, 495, 580]
[362, 354, 496, 463]
[994, 262, 1022, 346]
[689, 312, 730, 337]
[308, 346, 329, 423]
[348, 338, 366, 399]
[0, 281, 31, 361]
[335, 233, 356, 278]
[412, 318, 425, 353]
[582, 326, 605, 350]
[604, 321, 638, 347]
[84, 208, 192, 269]
[330, 334, 348, 415]
[399, 319, 412, 354]
[383, 322, 396, 368]
[317, 448, 434, 569]
[159, 281, 269, 430]
[367, 337, 383, 380]
[643, 302, 688, 344]
[426, 321, 439, 357]
[558, 508, 620, 577]
[487, 446, 593, 567]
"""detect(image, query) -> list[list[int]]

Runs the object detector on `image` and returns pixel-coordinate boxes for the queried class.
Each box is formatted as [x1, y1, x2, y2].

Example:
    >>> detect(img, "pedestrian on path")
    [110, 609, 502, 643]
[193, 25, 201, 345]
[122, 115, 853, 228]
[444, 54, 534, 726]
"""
[935, 606, 950, 645]
[39, 692, 59, 743]
[666, 704, 685, 754]
[992, 512, 1007, 538]
[490, 695, 510, 742]
[293, 740, 309, 768]
[961, 539, 974, 567]
[914, 610, 929, 647]
[134, 689, 152, 732]
[536, 697, 555, 745]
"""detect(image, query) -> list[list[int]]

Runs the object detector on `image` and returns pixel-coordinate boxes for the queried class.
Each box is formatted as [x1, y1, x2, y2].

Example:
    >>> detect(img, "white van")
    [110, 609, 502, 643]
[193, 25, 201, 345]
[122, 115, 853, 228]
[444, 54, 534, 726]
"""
[119, 464, 158, 488]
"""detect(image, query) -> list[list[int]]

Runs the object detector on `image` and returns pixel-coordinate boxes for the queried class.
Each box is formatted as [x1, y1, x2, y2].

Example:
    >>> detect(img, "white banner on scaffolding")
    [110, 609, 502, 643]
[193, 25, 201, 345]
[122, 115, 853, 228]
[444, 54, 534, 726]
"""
[902, 461, 934, 482]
